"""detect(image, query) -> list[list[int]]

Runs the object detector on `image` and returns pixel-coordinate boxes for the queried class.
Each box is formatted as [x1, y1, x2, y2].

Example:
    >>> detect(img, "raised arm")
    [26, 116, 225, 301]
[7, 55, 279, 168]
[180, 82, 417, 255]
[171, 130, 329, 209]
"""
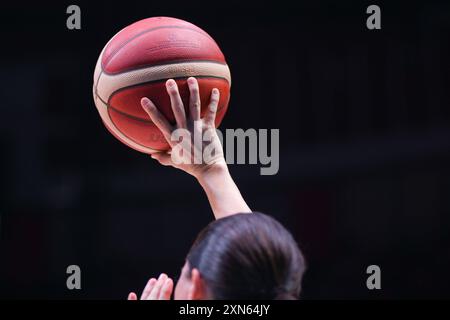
[195, 159, 251, 219]
[141, 77, 251, 219]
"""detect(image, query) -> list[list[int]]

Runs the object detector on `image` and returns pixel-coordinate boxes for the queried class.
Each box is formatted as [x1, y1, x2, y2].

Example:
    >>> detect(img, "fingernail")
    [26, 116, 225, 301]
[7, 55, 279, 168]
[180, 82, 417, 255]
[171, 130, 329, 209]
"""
[142, 98, 154, 110]
[212, 88, 219, 95]
[187, 77, 195, 84]
[166, 79, 175, 87]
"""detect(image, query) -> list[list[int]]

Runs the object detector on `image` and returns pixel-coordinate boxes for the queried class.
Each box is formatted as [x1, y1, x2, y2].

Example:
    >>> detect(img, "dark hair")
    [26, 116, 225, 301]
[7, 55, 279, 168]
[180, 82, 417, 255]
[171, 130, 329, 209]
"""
[186, 212, 306, 300]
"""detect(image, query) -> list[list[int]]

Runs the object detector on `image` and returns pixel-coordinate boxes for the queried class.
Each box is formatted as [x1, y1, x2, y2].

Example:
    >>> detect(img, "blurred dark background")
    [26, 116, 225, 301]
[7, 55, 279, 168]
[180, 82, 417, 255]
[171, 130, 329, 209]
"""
[1, 0, 450, 299]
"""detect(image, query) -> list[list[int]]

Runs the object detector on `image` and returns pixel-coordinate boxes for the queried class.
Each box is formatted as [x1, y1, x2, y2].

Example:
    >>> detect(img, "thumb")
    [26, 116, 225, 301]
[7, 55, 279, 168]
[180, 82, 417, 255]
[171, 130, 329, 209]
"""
[128, 292, 138, 300]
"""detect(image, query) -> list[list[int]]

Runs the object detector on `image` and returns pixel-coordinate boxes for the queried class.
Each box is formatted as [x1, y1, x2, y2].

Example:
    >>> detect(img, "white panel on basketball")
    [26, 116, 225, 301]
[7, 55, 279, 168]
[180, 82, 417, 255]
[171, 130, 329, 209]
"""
[95, 61, 231, 102]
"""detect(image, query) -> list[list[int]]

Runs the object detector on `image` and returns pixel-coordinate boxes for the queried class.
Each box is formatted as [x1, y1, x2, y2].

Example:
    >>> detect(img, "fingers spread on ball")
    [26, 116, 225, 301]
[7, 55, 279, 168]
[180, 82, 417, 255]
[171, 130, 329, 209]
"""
[187, 77, 201, 121]
[141, 97, 173, 144]
[166, 79, 186, 128]
[204, 88, 220, 126]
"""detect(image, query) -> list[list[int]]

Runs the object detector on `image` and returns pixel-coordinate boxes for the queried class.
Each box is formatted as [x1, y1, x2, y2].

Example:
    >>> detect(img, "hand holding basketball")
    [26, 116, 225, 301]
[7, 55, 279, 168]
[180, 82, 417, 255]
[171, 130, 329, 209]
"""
[141, 77, 226, 178]
[93, 17, 231, 154]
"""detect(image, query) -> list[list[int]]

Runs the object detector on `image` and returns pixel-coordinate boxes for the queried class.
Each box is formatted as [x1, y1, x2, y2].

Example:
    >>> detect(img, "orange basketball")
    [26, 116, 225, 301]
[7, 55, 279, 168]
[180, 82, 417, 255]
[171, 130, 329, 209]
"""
[92, 17, 231, 153]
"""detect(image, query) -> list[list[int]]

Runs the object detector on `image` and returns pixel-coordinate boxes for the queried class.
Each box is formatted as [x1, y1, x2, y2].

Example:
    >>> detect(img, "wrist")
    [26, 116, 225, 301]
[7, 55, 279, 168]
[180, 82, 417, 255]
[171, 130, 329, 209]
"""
[195, 159, 229, 183]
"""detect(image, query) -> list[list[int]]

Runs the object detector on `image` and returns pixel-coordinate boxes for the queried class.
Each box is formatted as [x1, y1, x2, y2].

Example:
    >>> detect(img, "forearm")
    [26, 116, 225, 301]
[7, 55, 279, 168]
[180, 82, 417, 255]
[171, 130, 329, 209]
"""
[196, 162, 251, 219]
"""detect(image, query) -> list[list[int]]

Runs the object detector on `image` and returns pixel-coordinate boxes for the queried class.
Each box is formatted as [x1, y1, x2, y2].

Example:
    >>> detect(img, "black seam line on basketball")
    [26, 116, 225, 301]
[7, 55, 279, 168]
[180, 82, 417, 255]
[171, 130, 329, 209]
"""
[97, 90, 164, 152]
[102, 25, 216, 70]
[101, 59, 228, 76]
[94, 70, 103, 100]
[107, 75, 229, 104]
[96, 93, 154, 124]
[106, 106, 166, 153]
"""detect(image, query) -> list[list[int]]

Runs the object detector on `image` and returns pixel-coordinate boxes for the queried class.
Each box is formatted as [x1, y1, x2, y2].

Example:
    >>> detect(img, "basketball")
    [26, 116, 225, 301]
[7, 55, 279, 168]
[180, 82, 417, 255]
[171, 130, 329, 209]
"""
[92, 17, 231, 153]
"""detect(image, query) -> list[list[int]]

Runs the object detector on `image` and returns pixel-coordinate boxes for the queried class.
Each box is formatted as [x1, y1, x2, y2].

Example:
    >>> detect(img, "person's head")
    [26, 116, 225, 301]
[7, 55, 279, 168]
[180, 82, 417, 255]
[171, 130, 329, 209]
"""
[174, 212, 306, 300]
